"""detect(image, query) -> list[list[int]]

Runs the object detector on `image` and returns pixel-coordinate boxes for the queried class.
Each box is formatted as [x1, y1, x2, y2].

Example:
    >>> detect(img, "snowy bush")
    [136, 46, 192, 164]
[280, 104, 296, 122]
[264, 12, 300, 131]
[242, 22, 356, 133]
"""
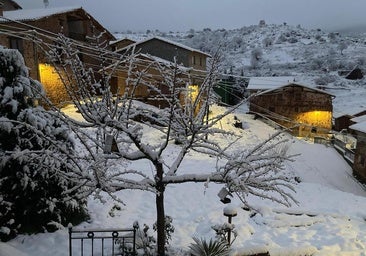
[314, 74, 338, 85]
[0, 49, 87, 241]
[250, 48, 263, 69]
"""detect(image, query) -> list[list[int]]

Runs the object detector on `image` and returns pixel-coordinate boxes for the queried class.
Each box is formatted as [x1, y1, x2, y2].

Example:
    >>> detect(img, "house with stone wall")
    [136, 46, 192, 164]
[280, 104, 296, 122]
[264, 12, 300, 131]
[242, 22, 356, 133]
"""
[113, 36, 211, 109]
[0, 5, 115, 105]
[249, 83, 334, 137]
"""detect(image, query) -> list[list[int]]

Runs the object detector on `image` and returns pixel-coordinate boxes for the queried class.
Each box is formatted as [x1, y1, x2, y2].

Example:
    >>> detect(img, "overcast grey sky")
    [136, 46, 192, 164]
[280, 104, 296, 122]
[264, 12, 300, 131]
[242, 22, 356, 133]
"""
[15, 0, 366, 32]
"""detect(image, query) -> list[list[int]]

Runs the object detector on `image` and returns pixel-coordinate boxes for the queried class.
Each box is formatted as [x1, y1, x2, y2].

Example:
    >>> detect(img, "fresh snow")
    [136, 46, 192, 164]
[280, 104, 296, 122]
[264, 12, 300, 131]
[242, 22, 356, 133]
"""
[2, 6, 81, 22]
[2, 101, 366, 256]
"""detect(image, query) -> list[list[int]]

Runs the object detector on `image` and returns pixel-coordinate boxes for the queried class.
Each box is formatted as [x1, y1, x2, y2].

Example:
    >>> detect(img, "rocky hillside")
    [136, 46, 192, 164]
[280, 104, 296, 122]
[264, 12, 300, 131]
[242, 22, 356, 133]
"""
[117, 23, 366, 87]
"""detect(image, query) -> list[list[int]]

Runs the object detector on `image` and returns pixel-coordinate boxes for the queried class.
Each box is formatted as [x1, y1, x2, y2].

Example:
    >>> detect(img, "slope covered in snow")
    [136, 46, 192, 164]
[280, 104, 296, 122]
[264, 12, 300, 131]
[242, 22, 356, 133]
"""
[2, 102, 366, 256]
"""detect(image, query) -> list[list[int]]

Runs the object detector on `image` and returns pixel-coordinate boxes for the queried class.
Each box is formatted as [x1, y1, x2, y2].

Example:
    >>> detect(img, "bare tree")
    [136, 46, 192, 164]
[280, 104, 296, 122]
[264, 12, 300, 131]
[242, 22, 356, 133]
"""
[30, 33, 296, 255]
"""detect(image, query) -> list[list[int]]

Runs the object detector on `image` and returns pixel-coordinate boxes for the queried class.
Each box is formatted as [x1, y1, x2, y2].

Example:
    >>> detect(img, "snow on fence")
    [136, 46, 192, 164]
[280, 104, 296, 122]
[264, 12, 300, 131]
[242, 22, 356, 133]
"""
[332, 137, 355, 164]
[68, 225, 137, 256]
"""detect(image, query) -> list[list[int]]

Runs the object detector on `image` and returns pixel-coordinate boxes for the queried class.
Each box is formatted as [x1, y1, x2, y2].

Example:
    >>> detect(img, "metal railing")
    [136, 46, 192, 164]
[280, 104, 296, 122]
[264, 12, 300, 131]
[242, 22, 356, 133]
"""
[68, 226, 137, 256]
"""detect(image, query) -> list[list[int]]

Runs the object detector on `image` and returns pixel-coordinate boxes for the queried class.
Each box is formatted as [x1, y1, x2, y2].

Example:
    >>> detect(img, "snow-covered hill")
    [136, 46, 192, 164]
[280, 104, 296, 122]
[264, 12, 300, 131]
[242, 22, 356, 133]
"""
[117, 23, 366, 86]
[176, 24, 366, 78]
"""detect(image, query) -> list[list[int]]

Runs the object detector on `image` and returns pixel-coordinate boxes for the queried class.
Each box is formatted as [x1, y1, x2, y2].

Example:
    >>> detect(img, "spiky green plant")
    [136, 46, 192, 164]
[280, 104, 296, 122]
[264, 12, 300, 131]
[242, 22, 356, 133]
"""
[189, 237, 230, 256]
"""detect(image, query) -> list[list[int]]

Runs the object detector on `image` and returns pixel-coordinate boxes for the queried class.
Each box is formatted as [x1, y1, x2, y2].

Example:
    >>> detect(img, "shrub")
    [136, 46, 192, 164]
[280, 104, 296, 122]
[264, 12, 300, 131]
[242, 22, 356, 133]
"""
[0, 49, 87, 241]
[189, 237, 230, 256]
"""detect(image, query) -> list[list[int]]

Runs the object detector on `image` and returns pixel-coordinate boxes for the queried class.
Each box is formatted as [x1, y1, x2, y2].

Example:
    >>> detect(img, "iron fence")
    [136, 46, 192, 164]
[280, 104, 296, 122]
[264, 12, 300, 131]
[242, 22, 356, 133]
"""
[68, 226, 137, 256]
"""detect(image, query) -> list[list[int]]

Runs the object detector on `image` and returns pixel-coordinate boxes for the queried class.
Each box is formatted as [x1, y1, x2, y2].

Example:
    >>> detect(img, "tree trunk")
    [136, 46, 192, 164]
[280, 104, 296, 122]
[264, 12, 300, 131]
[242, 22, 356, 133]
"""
[155, 163, 166, 256]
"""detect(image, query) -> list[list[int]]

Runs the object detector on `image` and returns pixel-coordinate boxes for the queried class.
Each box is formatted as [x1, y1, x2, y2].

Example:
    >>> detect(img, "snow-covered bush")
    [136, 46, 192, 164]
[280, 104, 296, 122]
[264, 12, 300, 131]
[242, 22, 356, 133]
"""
[314, 74, 338, 85]
[250, 48, 263, 69]
[0, 49, 87, 241]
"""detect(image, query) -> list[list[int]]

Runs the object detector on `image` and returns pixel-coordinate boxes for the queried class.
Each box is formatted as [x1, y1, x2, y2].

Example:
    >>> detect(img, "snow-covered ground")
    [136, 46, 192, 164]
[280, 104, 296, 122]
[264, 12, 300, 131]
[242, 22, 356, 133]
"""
[1, 97, 366, 255]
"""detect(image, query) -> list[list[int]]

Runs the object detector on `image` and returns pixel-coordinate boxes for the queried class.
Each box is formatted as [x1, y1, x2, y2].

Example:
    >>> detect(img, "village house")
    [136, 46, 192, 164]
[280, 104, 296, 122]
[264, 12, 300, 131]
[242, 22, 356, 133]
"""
[249, 83, 334, 137]
[333, 110, 366, 132]
[111, 36, 211, 109]
[114, 36, 210, 72]
[0, 4, 116, 105]
[349, 121, 366, 183]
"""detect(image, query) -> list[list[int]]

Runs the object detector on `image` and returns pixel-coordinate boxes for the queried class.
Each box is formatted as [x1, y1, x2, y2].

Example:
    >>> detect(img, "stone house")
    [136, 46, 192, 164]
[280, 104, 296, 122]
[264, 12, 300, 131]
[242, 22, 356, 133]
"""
[249, 83, 334, 137]
[112, 36, 211, 109]
[349, 121, 366, 183]
[333, 110, 366, 132]
[116, 36, 210, 72]
[0, 5, 115, 105]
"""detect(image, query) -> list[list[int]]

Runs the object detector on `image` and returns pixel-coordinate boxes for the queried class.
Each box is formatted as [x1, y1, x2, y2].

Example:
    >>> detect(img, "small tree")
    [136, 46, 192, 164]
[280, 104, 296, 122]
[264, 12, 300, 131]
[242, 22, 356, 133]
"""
[0, 49, 87, 241]
[26, 32, 297, 255]
[250, 48, 263, 69]
[262, 37, 273, 47]
[338, 41, 349, 55]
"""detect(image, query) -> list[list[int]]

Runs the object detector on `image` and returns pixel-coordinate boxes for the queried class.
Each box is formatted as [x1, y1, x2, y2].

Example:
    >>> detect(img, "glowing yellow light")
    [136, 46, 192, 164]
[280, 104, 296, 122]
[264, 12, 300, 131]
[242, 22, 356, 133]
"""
[188, 84, 199, 102]
[294, 110, 332, 136]
[38, 63, 68, 105]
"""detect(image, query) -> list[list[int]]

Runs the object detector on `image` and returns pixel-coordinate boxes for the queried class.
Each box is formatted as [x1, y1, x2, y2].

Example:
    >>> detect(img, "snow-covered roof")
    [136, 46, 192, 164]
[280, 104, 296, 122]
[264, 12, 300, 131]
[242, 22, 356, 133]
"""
[2, 6, 81, 22]
[120, 36, 211, 57]
[101, 52, 191, 73]
[350, 114, 366, 123]
[333, 108, 366, 119]
[247, 76, 296, 91]
[255, 82, 335, 97]
[349, 120, 366, 133]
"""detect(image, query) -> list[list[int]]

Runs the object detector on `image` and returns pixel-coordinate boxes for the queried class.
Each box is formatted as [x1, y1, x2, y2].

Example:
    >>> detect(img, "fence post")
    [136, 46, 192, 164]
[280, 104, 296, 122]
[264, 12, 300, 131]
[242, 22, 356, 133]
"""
[133, 223, 138, 255]
[68, 224, 73, 256]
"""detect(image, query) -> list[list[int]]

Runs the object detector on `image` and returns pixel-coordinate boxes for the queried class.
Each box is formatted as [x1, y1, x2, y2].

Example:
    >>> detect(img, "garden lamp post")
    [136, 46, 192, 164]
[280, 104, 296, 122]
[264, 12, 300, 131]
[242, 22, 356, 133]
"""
[223, 205, 237, 244]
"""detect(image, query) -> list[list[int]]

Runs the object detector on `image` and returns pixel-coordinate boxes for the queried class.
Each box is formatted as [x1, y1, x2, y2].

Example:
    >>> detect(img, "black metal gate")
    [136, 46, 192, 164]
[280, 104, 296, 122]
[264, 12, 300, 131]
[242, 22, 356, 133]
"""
[68, 226, 137, 256]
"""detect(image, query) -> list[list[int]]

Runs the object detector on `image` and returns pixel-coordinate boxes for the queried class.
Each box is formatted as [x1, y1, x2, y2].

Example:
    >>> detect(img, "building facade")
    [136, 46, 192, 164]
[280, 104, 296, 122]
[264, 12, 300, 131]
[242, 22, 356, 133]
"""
[249, 83, 334, 137]
[349, 122, 366, 183]
[113, 36, 211, 109]
[0, 6, 115, 105]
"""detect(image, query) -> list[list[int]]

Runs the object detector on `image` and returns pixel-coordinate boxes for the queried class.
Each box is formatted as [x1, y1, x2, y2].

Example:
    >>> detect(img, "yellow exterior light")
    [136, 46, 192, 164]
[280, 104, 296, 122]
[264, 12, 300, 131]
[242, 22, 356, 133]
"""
[188, 84, 199, 103]
[295, 110, 332, 131]
[38, 63, 68, 105]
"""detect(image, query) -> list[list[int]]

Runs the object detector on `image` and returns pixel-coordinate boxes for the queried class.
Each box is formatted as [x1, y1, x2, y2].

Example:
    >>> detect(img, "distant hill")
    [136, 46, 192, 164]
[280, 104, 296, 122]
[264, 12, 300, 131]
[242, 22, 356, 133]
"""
[334, 24, 366, 37]
[115, 23, 366, 88]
